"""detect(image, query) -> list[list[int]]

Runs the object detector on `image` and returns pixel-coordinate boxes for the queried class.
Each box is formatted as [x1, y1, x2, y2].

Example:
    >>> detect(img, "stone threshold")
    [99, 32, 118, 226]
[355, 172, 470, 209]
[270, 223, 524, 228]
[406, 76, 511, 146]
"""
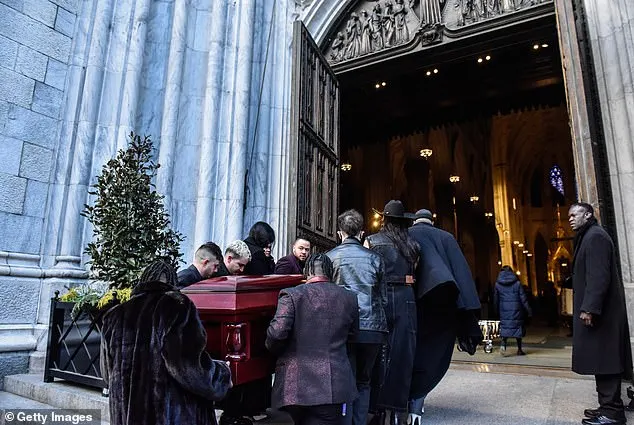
[450, 360, 593, 380]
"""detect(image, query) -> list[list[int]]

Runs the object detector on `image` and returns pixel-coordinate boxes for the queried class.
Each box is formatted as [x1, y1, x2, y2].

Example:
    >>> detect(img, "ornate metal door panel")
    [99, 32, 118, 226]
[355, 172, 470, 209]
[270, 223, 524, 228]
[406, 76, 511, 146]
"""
[289, 21, 340, 252]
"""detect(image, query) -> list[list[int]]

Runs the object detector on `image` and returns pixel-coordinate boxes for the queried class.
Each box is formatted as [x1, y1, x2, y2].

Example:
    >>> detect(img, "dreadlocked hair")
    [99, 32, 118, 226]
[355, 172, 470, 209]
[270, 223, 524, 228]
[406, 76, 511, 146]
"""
[382, 218, 419, 265]
[138, 260, 177, 287]
[303, 253, 334, 281]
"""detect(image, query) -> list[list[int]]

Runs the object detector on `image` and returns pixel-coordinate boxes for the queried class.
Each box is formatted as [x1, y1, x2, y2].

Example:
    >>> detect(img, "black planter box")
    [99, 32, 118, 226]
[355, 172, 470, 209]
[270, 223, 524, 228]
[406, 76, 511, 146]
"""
[43, 295, 107, 391]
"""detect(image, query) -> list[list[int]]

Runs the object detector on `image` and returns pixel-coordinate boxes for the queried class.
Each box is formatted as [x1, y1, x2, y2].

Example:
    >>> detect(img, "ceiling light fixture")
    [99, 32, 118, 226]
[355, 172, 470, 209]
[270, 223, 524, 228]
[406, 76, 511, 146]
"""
[426, 71, 431, 76]
[433, 68, 438, 74]
[477, 57, 483, 63]
[541, 43, 548, 48]
[533, 44, 540, 50]
[485, 55, 491, 61]
[381, 81, 387, 87]
[420, 148, 433, 158]
[375, 83, 380, 88]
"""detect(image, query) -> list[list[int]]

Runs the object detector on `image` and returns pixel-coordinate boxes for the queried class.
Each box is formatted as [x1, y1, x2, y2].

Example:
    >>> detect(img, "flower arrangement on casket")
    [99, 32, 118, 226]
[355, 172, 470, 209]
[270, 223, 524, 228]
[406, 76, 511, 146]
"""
[59, 132, 183, 317]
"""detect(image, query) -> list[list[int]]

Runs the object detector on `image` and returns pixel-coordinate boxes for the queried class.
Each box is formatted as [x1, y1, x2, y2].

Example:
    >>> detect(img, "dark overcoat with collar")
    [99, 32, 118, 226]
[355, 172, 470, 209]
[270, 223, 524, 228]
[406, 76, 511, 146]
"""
[572, 222, 633, 377]
[265, 281, 359, 409]
[100, 280, 232, 425]
[408, 222, 480, 310]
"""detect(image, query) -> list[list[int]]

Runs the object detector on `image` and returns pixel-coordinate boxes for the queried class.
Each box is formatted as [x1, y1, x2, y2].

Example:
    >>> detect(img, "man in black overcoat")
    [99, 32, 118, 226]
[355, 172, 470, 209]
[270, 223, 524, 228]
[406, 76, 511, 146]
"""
[407, 209, 482, 423]
[568, 202, 633, 425]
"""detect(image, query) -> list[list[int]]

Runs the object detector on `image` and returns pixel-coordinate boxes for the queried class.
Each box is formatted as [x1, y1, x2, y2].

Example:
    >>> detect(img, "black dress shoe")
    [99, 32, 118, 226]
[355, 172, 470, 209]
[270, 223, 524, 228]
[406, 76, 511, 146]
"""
[582, 415, 626, 425]
[585, 409, 601, 418]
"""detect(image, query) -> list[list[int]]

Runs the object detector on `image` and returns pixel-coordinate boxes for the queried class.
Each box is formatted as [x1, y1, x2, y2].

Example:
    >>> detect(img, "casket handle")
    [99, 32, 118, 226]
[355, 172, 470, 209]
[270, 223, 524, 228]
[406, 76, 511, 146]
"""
[225, 323, 248, 362]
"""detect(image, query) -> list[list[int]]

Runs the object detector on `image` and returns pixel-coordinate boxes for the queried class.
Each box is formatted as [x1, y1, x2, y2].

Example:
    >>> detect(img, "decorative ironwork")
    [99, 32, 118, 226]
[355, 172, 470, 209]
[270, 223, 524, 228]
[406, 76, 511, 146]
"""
[290, 22, 340, 252]
[44, 293, 106, 391]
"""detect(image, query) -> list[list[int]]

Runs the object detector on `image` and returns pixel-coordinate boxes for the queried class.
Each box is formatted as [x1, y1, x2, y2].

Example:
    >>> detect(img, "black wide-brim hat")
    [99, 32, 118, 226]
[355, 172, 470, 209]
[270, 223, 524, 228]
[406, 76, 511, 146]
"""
[374, 200, 415, 219]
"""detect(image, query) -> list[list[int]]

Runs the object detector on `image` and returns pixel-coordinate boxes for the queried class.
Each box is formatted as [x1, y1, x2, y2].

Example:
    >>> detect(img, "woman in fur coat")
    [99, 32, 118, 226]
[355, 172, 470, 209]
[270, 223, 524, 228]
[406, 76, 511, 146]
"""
[100, 261, 232, 425]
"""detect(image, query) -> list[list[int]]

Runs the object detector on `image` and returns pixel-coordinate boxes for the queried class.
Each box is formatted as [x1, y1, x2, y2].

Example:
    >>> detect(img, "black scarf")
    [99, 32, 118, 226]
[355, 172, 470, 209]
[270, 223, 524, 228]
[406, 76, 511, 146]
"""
[573, 217, 598, 260]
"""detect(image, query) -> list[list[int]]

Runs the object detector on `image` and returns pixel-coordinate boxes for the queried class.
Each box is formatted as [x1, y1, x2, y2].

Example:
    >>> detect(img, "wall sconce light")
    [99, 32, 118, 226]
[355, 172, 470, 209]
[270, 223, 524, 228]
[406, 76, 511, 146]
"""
[432, 213, 437, 219]
[497, 261, 502, 265]
[449, 175, 460, 183]
[341, 163, 352, 171]
[527, 253, 533, 257]
[516, 271, 521, 276]
[470, 195, 479, 203]
[523, 250, 529, 254]
[513, 240, 520, 245]
[484, 212, 494, 218]
[420, 148, 433, 158]
[518, 243, 524, 248]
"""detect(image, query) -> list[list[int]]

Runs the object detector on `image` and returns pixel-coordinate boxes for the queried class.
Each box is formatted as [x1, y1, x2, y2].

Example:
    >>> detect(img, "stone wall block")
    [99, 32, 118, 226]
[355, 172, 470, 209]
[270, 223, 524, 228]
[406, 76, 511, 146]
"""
[15, 45, 48, 81]
[0, 35, 19, 70]
[0, 276, 40, 324]
[0, 0, 24, 12]
[19, 143, 53, 182]
[4, 104, 57, 149]
[0, 212, 42, 253]
[32, 81, 63, 118]
[54, 6, 76, 37]
[23, 179, 48, 218]
[0, 3, 71, 63]
[48, 0, 76, 14]
[0, 135, 23, 176]
[0, 67, 35, 108]
[44, 58, 67, 90]
[0, 172, 27, 214]
[23, 0, 57, 27]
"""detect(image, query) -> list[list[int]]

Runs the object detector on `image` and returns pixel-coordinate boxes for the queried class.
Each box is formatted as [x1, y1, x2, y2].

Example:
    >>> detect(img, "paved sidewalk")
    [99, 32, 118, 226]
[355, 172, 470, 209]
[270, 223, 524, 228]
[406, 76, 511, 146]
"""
[259, 366, 631, 425]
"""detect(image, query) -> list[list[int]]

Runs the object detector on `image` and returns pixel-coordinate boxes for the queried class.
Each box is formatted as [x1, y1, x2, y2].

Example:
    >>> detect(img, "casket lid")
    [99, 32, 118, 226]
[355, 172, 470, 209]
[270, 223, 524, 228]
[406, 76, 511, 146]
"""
[181, 274, 304, 293]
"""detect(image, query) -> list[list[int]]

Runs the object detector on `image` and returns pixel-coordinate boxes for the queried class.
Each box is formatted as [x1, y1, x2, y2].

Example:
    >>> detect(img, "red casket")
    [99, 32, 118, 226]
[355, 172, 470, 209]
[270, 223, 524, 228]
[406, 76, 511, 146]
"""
[182, 275, 303, 387]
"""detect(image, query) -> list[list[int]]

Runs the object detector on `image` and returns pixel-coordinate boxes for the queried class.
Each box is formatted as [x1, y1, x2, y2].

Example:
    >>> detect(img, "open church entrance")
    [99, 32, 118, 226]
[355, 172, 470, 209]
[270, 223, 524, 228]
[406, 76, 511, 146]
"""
[329, 7, 578, 368]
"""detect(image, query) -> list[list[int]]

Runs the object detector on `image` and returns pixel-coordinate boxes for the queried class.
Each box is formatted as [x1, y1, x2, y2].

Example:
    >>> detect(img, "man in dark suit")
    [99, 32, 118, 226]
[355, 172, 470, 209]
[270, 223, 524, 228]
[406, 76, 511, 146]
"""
[407, 209, 481, 424]
[266, 253, 358, 425]
[568, 202, 633, 425]
[274, 238, 311, 274]
[177, 242, 223, 289]
[212, 240, 252, 277]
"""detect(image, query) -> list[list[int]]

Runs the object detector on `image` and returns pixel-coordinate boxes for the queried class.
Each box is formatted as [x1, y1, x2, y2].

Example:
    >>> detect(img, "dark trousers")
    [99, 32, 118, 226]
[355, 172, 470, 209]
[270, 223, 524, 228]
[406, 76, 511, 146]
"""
[371, 285, 417, 412]
[595, 374, 625, 420]
[409, 283, 458, 400]
[345, 343, 382, 425]
[286, 404, 344, 425]
[502, 337, 523, 350]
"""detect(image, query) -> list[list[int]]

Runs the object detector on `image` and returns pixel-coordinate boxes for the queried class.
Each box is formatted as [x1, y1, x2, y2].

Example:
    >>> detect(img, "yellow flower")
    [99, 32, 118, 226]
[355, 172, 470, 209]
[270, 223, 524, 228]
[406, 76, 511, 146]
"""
[116, 288, 132, 303]
[60, 288, 79, 302]
[97, 289, 116, 309]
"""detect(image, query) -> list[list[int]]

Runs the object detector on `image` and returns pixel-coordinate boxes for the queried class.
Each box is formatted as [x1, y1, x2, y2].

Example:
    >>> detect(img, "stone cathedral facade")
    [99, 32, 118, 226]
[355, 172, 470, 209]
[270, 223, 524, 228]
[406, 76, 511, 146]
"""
[0, 0, 632, 383]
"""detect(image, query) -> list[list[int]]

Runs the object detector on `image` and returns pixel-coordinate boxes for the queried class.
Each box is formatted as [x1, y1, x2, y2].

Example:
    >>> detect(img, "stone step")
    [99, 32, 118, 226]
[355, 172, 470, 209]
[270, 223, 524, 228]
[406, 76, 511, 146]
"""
[3, 374, 109, 423]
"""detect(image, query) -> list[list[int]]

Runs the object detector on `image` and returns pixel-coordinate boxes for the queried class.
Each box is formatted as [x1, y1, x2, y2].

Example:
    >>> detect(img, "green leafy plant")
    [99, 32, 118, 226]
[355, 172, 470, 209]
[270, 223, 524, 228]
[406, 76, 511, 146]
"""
[64, 132, 184, 313]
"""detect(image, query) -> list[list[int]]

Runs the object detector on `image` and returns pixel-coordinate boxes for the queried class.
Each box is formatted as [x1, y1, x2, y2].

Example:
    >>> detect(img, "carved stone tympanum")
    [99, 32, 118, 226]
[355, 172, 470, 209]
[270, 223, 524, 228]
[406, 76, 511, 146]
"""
[324, 0, 553, 65]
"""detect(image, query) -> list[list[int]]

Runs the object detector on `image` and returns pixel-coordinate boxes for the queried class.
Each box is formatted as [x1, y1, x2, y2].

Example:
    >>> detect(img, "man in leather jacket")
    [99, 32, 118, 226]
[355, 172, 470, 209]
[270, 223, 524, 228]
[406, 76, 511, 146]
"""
[327, 209, 388, 425]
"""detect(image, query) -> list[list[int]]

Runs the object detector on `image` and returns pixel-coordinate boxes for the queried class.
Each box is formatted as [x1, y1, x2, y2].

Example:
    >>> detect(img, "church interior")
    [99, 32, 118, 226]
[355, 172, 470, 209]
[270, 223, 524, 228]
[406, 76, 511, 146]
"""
[337, 14, 576, 366]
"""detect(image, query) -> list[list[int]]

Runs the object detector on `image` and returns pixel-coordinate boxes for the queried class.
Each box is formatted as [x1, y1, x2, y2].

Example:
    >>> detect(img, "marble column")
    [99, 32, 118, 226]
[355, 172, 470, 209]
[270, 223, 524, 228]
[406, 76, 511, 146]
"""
[581, 0, 634, 332]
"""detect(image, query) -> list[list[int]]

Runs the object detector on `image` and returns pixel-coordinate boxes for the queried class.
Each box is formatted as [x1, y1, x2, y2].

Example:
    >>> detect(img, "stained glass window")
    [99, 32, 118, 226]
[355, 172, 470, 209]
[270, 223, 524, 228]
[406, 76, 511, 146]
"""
[549, 165, 564, 195]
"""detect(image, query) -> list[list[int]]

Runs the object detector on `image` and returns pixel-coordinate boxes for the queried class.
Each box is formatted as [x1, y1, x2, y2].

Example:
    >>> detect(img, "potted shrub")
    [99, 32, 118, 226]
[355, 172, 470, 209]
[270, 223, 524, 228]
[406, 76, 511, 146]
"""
[44, 132, 184, 389]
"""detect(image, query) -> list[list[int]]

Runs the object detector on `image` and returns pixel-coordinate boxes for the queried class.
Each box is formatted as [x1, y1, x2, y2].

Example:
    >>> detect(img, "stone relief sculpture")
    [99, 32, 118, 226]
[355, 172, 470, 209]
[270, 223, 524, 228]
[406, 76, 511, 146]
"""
[421, 0, 443, 26]
[324, 0, 552, 64]
[327, 0, 421, 63]
[394, 0, 410, 44]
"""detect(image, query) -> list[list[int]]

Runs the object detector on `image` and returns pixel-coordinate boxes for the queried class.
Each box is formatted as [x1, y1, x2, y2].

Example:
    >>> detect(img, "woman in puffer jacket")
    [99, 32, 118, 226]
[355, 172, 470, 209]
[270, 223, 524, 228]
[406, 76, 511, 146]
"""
[494, 265, 532, 355]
